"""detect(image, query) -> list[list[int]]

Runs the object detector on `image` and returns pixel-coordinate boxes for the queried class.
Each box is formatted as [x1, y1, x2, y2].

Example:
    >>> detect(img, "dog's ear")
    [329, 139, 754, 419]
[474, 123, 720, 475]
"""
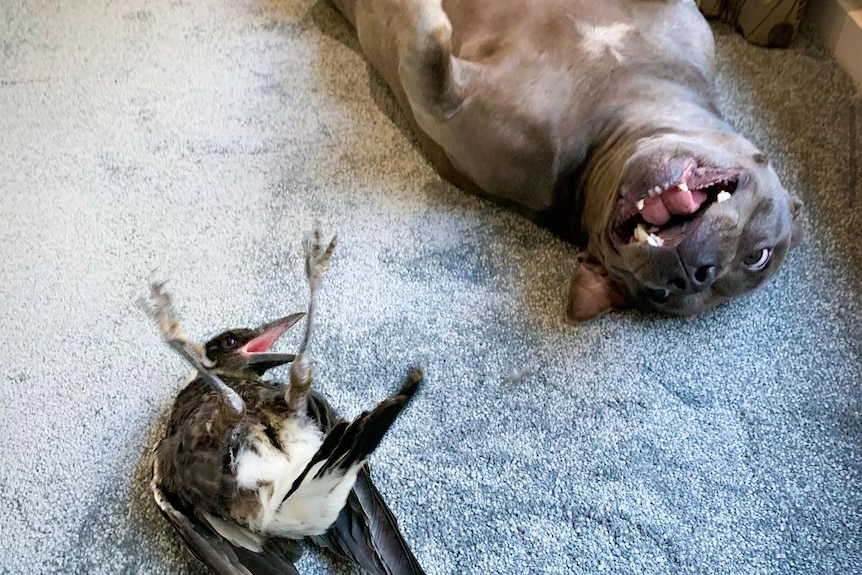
[789, 194, 803, 248]
[565, 254, 629, 324]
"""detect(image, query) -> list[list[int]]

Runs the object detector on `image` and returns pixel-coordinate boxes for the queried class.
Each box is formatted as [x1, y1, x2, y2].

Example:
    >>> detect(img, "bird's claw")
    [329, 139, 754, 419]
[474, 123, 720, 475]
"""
[303, 226, 337, 290]
[140, 280, 242, 413]
[139, 281, 213, 368]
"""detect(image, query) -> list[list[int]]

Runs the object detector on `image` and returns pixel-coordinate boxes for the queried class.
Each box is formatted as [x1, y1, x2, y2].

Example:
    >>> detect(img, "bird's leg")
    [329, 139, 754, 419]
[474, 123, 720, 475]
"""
[140, 281, 245, 415]
[287, 227, 337, 411]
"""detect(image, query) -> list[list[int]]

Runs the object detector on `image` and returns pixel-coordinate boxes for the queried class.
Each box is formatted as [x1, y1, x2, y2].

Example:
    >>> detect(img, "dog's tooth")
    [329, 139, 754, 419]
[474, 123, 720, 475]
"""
[652, 186, 662, 195]
[648, 226, 659, 233]
[646, 233, 664, 247]
[717, 190, 731, 202]
[678, 182, 689, 192]
[636, 198, 645, 211]
[634, 223, 650, 243]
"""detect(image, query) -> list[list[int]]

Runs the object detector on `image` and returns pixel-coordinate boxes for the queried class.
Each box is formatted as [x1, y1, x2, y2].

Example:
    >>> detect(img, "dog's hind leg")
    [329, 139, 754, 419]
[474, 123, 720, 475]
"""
[354, 0, 467, 125]
[327, 0, 358, 28]
[395, 0, 465, 122]
[341, 0, 485, 193]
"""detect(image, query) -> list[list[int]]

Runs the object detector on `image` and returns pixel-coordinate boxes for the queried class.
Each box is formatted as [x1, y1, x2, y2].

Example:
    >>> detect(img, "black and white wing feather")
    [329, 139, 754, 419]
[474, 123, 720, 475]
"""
[151, 480, 302, 575]
[282, 376, 420, 505]
[303, 371, 427, 575]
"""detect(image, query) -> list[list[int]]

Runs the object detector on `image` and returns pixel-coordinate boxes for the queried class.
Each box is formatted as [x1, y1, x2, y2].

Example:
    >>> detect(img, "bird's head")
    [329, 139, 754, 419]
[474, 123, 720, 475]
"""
[204, 312, 305, 376]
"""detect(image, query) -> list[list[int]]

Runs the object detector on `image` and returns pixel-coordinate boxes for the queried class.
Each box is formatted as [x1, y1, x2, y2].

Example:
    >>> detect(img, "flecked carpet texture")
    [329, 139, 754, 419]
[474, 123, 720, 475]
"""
[1, 1, 860, 574]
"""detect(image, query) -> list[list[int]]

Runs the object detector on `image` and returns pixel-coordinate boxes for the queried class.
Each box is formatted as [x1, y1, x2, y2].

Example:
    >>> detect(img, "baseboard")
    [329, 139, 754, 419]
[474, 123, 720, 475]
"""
[806, 0, 862, 90]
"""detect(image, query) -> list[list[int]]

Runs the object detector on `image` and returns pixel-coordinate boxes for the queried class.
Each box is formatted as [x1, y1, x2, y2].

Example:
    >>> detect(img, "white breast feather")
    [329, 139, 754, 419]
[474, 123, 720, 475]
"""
[272, 459, 367, 537]
[233, 417, 326, 534]
[232, 415, 372, 537]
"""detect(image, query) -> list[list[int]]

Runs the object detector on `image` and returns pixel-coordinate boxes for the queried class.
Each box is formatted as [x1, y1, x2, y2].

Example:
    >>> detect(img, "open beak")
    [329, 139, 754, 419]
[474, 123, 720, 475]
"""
[239, 312, 305, 373]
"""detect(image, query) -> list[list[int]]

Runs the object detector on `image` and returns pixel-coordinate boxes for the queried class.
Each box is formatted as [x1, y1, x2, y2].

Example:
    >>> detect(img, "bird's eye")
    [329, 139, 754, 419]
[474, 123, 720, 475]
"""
[222, 335, 238, 349]
[744, 248, 772, 271]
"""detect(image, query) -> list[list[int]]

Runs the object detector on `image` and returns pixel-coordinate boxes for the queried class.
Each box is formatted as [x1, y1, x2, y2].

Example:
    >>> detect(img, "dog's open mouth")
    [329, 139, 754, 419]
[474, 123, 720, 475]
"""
[614, 167, 740, 247]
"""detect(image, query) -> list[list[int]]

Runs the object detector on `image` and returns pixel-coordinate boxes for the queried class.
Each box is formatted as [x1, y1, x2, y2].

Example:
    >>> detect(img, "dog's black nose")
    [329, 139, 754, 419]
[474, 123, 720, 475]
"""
[665, 263, 716, 294]
[691, 264, 716, 290]
[673, 222, 723, 295]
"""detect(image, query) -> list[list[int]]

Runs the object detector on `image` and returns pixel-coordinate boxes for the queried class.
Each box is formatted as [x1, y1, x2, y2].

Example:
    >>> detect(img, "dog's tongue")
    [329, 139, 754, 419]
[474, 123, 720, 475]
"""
[641, 186, 708, 226]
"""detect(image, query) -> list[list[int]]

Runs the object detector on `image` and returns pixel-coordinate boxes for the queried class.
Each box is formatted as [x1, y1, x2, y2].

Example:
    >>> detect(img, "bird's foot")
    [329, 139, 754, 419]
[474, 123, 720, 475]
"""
[139, 281, 213, 367]
[303, 226, 337, 297]
[140, 280, 244, 414]
[286, 225, 337, 409]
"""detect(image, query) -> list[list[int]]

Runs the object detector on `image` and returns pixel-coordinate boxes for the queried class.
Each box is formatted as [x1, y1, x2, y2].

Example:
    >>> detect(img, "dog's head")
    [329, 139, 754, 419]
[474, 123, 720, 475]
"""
[568, 131, 803, 323]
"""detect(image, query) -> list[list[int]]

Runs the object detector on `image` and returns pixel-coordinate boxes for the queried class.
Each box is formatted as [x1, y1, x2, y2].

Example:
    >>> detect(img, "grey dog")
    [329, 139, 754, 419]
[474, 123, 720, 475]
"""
[328, 0, 803, 322]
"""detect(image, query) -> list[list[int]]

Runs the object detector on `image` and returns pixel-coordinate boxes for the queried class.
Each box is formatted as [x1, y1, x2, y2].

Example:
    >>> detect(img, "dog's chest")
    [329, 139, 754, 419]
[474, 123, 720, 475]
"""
[574, 20, 636, 64]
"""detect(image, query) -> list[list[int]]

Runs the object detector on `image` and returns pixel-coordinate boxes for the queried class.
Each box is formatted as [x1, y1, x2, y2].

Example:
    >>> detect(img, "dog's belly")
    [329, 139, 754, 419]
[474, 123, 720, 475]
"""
[354, 0, 714, 212]
[442, 0, 714, 86]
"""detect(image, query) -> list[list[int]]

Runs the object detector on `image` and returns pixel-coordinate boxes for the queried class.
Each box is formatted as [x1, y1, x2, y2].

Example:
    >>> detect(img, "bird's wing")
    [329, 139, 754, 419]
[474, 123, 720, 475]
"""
[310, 465, 427, 575]
[152, 481, 303, 575]
[282, 376, 420, 503]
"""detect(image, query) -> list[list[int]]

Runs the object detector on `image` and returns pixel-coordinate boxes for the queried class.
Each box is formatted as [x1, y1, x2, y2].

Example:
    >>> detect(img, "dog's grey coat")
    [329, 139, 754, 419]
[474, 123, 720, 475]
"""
[0, 1, 860, 574]
[336, 0, 803, 320]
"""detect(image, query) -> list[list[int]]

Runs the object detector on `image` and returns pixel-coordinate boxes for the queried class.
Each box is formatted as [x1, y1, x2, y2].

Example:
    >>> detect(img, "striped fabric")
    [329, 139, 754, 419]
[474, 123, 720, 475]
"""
[698, 0, 808, 47]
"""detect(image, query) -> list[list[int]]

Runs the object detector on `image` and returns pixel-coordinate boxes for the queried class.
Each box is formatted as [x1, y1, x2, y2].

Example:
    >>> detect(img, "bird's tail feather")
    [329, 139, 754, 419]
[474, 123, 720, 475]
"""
[311, 465, 427, 575]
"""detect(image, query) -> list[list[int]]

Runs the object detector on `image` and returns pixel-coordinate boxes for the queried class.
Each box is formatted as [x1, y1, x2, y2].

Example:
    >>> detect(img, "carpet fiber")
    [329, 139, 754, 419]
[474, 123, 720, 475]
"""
[1, 1, 860, 574]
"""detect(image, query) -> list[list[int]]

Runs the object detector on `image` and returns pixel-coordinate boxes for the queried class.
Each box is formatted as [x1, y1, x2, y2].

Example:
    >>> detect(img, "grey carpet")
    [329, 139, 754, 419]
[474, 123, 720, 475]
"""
[1, 1, 860, 574]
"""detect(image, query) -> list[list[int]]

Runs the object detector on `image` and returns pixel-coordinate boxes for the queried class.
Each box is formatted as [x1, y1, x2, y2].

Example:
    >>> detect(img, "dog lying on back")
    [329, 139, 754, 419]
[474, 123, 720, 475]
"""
[329, 0, 802, 322]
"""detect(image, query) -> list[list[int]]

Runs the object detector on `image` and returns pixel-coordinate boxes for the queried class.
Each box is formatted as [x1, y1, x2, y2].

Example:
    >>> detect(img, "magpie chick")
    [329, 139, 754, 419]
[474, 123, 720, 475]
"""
[203, 328, 427, 575]
[143, 230, 425, 575]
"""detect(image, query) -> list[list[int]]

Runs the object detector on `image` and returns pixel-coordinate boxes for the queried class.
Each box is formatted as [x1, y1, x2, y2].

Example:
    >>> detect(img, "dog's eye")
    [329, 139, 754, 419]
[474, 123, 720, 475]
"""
[744, 248, 772, 271]
[646, 287, 670, 303]
[222, 335, 238, 349]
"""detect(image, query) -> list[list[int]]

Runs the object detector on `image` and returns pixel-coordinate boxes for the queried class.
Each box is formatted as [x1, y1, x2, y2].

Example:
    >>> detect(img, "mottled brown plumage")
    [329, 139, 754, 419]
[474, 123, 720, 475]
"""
[154, 372, 297, 521]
